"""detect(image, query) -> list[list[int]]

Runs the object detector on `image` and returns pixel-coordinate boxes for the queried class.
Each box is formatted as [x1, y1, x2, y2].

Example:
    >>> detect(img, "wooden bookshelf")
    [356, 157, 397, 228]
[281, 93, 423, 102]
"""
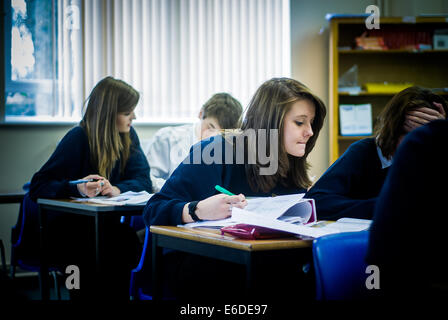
[328, 16, 448, 164]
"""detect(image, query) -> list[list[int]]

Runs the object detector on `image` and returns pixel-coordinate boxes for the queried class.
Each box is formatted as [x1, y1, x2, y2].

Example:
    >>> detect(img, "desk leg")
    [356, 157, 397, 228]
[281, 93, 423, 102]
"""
[95, 214, 105, 296]
[152, 234, 162, 301]
[38, 206, 50, 300]
[245, 252, 253, 295]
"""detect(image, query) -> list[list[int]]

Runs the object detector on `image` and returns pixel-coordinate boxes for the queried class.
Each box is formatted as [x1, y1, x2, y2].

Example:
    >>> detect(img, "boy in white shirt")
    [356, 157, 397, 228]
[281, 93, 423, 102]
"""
[145, 93, 243, 192]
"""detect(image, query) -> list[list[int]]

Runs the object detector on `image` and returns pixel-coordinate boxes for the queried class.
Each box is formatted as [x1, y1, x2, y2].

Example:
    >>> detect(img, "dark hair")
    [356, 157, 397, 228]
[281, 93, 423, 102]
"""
[201, 93, 243, 129]
[241, 78, 327, 192]
[80, 76, 140, 177]
[375, 86, 448, 159]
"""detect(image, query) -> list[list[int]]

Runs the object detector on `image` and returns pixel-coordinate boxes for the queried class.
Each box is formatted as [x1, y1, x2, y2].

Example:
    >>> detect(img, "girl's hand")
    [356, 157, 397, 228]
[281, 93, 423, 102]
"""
[76, 174, 105, 198]
[99, 179, 121, 197]
[182, 193, 247, 223]
[404, 104, 446, 133]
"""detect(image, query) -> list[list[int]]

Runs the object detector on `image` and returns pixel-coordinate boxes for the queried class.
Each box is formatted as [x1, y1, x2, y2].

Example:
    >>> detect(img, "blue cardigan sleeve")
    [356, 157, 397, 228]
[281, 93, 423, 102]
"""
[305, 139, 384, 220]
[143, 137, 225, 227]
[114, 127, 152, 193]
[29, 127, 90, 201]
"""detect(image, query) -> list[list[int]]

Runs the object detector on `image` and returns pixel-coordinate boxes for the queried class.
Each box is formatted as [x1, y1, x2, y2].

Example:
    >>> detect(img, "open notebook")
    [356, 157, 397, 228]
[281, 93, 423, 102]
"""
[181, 193, 371, 238]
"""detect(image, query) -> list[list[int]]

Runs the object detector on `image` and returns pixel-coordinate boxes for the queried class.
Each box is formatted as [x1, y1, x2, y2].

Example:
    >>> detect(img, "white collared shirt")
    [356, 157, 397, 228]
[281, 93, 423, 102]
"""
[144, 123, 199, 192]
[376, 145, 393, 169]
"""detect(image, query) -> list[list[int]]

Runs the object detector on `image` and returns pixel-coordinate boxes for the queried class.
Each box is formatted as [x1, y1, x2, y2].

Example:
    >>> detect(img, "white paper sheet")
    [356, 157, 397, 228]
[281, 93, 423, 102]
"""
[71, 191, 153, 205]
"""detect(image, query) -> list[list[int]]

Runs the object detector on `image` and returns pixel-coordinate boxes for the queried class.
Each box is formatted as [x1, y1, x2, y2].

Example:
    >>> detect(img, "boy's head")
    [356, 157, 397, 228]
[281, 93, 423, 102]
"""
[198, 93, 243, 140]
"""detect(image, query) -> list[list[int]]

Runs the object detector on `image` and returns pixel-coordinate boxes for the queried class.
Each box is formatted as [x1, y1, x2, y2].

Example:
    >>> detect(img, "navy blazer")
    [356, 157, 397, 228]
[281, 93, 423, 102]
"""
[366, 120, 448, 296]
[30, 126, 152, 201]
[143, 135, 306, 226]
[306, 138, 389, 220]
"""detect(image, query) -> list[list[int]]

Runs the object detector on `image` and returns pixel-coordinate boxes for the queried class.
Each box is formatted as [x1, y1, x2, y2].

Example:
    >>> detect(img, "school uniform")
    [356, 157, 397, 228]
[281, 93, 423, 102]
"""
[28, 125, 151, 300]
[305, 138, 390, 221]
[143, 134, 311, 300]
[30, 126, 152, 199]
[144, 134, 306, 227]
[367, 120, 448, 298]
[144, 123, 199, 193]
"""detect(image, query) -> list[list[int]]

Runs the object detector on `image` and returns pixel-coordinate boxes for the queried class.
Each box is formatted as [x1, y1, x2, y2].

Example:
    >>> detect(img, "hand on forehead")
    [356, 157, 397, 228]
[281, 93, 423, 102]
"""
[403, 102, 446, 133]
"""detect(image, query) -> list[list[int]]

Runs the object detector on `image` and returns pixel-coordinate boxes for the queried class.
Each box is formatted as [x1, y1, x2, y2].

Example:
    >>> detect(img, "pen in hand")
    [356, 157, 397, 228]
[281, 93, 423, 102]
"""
[214, 185, 235, 196]
[69, 178, 99, 185]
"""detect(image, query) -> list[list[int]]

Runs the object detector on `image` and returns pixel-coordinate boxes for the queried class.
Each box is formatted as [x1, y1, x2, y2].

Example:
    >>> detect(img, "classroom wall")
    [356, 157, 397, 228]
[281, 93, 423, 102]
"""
[0, 0, 446, 265]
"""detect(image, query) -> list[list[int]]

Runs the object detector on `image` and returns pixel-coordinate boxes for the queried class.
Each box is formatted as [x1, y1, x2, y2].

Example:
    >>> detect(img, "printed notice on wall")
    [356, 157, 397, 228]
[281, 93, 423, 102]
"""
[339, 104, 372, 136]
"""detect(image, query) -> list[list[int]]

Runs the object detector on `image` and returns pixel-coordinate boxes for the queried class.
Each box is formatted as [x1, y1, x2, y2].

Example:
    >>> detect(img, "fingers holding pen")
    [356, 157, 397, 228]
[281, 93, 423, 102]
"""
[226, 194, 247, 209]
[76, 174, 106, 197]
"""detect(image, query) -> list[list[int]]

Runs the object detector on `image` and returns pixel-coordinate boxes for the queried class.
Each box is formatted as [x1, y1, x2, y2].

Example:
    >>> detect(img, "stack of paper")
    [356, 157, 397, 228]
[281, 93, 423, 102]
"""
[72, 191, 153, 206]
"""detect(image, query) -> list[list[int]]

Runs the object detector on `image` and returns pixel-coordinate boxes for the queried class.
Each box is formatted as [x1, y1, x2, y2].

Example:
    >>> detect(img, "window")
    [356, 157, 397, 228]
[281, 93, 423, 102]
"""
[3, 0, 290, 124]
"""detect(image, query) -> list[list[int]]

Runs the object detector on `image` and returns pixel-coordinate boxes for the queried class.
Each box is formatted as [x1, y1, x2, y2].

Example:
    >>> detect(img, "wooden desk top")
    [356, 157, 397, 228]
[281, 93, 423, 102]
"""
[150, 226, 312, 252]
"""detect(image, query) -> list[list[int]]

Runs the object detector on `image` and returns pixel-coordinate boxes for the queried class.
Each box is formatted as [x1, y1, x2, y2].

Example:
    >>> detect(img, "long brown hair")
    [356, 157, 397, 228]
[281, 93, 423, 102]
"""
[375, 86, 448, 159]
[80, 76, 140, 178]
[240, 78, 326, 193]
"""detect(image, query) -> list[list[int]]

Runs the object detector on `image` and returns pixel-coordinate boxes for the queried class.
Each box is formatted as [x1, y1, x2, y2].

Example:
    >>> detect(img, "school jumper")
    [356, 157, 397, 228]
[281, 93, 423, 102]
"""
[30, 126, 152, 199]
[28, 125, 152, 300]
[367, 120, 448, 298]
[144, 134, 305, 227]
[143, 134, 312, 300]
[305, 138, 389, 220]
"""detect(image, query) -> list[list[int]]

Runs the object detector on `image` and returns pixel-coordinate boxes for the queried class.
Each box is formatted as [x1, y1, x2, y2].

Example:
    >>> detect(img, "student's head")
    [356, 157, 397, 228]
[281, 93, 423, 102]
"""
[241, 78, 327, 192]
[375, 86, 448, 159]
[81, 76, 140, 177]
[198, 93, 243, 140]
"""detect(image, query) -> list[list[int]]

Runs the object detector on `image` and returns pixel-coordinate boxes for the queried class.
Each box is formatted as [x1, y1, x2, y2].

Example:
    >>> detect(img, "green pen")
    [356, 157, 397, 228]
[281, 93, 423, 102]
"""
[214, 185, 235, 196]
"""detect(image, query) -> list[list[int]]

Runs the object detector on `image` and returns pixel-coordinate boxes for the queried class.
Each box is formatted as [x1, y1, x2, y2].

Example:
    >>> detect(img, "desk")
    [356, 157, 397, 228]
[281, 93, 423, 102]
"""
[150, 226, 312, 300]
[0, 191, 25, 204]
[37, 198, 145, 300]
[0, 191, 25, 274]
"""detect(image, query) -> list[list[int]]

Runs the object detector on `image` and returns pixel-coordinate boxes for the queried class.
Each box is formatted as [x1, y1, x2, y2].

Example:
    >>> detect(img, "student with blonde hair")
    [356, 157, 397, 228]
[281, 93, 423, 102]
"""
[29, 76, 152, 299]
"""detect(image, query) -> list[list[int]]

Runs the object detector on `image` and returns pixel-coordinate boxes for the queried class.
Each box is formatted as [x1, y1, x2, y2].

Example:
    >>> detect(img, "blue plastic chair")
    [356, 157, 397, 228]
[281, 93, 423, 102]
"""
[10, 192, 62, 299]
[313, 231, 370, 300]
[121, 215, 146, 231]
[129, 226, 153, 300]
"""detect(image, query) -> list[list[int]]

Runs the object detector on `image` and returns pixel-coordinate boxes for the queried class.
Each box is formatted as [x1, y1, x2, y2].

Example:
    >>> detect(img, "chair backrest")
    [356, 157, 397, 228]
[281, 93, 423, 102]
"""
[11, 193, 41, 266]
[129, 226, 153, 300]
[313, 231, 370, 300]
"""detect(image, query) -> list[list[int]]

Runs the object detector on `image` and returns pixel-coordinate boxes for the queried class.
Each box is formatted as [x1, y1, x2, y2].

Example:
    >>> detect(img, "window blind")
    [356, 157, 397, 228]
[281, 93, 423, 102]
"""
[83, 0, 291, 124]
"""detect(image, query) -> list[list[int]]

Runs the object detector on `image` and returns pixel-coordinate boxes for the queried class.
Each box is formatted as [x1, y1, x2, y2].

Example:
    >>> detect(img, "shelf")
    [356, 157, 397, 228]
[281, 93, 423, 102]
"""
[339, 91, 448, 96]
[339, 91, 395, 96]
[338, 135, 373, 140]
[329, 17, 448, 164]
[338, 49, 448, 54]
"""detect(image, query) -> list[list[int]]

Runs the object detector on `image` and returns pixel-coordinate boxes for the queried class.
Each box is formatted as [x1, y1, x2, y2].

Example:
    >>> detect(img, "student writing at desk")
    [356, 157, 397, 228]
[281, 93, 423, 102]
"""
[144, 78, 327, 299]
[28, 76, 152, 299]
[145, 92, 243, 192]
[306, 86, 447, 220]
